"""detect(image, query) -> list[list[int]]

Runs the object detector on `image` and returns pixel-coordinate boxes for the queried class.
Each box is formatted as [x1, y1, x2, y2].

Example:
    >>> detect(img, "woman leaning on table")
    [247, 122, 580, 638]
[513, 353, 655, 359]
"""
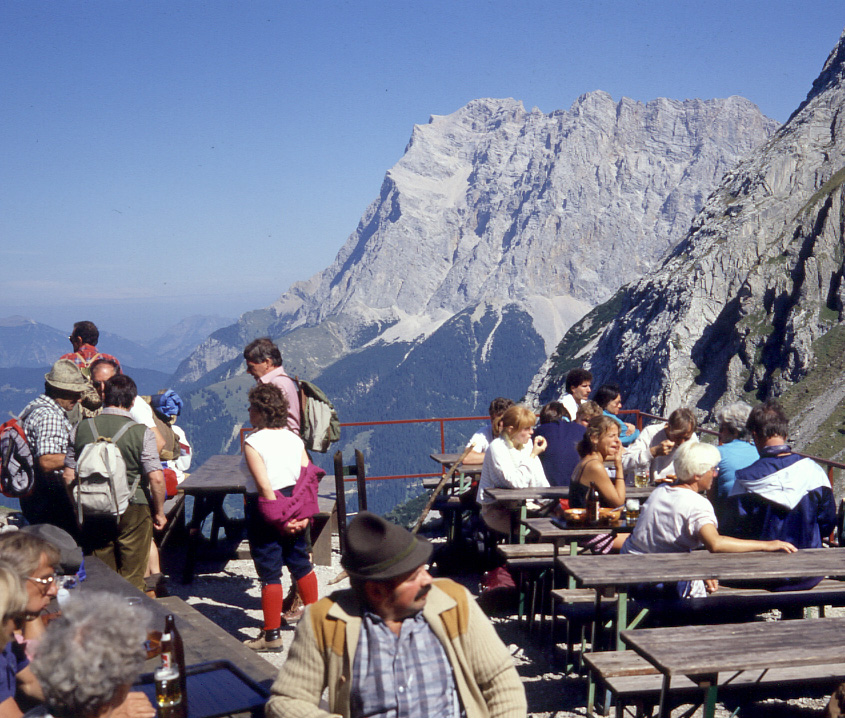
[241, 383, 319, 653]
[620, 441, 796, 598]
[569, 415, 626, 510]
[477, 405, 549, 535]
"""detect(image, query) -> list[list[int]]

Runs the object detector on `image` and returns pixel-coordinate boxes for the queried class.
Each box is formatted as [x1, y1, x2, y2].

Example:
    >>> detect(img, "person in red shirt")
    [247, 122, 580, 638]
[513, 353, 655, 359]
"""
[60, 321, 121, 372]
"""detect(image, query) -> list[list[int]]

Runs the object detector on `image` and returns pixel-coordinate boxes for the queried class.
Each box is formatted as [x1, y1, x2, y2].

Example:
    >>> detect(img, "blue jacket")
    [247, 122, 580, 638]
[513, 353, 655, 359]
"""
[533, 420, 585, 487]
[723, 452, 836, 548]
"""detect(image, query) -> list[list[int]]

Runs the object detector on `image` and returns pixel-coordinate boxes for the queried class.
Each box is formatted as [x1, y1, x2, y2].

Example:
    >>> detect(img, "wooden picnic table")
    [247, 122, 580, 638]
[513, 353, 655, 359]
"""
[559, 547, 845, 648]
[621, 616, 845, 718]
[484, 485, 654, 543]
[523, 516, 634, 588]
[79, 556, 277, 683]
[179, 455, 336, 580]
[78, 556, 276, 716]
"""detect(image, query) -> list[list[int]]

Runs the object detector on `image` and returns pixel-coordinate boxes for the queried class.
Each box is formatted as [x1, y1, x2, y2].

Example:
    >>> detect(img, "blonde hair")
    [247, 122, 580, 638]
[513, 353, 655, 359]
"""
[501, 405, 537, 433]
[0, 560, 26, 623]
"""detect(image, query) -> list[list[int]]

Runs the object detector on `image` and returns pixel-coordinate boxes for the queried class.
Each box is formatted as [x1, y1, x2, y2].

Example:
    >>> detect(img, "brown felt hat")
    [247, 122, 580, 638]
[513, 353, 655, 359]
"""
[44, 359, 87, 393]
[341, 511, 432, 581]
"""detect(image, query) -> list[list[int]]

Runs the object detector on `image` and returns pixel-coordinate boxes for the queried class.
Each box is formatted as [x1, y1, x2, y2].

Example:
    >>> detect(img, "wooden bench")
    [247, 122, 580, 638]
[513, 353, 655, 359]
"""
[633, 578, 845, 622]
[584, 650, 845, 718]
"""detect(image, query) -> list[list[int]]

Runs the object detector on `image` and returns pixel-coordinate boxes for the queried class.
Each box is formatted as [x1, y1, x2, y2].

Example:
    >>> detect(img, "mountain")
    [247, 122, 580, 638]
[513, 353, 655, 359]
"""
[528, 30, 845, 462]
[140, 314, 234, 372]
[170, 92, 777, 492]
[175, 93, 776, 391]
[0, 366, 172, 423]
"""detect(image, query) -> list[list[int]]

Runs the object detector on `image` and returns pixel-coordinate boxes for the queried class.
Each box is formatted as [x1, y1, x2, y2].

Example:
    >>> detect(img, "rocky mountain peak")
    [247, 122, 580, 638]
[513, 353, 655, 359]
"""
[529, 29, 845, 458]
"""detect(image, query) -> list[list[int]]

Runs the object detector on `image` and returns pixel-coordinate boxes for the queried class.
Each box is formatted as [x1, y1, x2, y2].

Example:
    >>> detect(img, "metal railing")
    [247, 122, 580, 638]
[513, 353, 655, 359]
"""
[243, 409, 845, 487]
[630, 410, 845, 485]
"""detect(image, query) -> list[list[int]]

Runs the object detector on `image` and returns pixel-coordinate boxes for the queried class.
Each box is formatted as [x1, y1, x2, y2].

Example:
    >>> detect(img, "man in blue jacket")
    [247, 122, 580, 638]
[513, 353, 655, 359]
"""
[723, 400, 836, 588]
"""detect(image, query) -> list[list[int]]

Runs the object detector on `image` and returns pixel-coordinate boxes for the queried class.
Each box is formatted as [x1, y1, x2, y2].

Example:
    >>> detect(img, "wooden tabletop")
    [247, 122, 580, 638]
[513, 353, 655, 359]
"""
[485, 485, 654, 503]
[523, 516, 630, 540]
[622, 616, 845, 677]
[78, 556, 277, 686]
[180, 455, 249, 494]
[429, 453, 483, 476]
[179, 454, 336, 513]
[559, 547, 845, 587]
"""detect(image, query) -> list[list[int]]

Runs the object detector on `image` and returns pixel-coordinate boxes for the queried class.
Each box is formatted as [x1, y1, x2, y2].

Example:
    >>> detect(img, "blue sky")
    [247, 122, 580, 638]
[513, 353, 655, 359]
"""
[2, 1, 842, 341]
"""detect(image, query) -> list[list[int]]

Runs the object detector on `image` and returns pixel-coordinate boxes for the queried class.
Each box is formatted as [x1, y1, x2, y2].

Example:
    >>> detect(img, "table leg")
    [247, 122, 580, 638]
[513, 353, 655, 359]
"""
[518, 504, 528, 544]
[699, 675, 719, 718]
[615, 589, 628, 652]
[657, 673, 670, 718]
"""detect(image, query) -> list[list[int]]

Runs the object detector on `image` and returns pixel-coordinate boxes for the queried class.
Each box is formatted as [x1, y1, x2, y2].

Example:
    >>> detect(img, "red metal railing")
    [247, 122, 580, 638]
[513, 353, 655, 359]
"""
[242, 410, 845, 486]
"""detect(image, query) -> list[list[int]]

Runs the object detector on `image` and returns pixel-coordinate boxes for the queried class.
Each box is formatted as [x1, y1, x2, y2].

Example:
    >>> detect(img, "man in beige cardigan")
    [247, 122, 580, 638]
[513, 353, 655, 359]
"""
[265, 512, 526, 718]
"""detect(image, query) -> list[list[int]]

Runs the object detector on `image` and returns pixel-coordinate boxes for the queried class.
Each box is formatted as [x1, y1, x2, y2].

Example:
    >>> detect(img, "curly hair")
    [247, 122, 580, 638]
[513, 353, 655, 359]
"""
[717, 402, 753, 441]
[248, 383, 290, 429]
[576, 415, 619, 457]
[32, 592, 149, 718]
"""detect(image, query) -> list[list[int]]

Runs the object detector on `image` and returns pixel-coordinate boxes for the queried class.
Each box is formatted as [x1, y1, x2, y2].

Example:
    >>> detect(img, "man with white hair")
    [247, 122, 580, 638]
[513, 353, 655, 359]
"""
[620, 441, 796, 598]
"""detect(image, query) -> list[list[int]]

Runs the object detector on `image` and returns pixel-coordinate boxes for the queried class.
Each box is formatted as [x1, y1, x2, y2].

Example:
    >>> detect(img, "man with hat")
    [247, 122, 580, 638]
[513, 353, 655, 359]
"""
[18, 360, 88, 536]
[266, 512, 526, 718]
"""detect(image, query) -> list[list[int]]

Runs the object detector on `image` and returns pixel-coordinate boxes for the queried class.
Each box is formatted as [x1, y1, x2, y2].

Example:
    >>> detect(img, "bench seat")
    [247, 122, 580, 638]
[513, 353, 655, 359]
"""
[584, 650, 845, 717]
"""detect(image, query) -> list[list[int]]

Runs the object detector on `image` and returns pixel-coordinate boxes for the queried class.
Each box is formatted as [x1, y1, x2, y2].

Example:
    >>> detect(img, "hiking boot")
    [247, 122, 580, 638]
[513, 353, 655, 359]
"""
[282, 593, 305, 625]
[244, 629, 284, 652]
[282, 605, 305, 625]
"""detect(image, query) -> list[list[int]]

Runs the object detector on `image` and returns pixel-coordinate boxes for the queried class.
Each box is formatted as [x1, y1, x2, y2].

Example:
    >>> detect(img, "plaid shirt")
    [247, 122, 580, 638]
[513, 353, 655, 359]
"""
[351, 610, 462, 718]
[20, 395, 72, 463]
[60, 343, 121, 371]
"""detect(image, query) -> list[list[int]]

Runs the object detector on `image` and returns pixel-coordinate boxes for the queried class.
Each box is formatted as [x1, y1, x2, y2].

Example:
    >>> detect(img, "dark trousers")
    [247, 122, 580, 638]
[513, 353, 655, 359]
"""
[82, 504, 152, 591]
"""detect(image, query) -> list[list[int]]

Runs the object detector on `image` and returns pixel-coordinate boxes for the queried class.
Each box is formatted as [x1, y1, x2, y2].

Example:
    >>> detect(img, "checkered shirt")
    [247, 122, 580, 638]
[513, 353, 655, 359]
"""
[351, 610, 462, 718]
[20, 395, 73, 460]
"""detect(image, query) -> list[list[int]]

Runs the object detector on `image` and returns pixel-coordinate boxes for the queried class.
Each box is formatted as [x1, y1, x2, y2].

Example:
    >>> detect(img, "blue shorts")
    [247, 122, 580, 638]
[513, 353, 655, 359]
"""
[244, 495, 313, 584]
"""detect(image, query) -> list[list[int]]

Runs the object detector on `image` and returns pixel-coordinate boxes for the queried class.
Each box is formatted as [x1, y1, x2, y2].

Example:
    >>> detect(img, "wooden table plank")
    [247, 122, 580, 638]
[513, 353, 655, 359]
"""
[559, 547, 845, 587]
[622, 616, 845, 676]
[485, 485, 654, 503]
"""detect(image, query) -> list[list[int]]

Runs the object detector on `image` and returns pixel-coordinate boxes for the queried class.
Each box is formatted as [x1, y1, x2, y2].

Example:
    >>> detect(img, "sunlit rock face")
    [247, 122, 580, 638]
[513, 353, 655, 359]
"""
[529, 30, 845, 444]
[175, 91, 775, 396]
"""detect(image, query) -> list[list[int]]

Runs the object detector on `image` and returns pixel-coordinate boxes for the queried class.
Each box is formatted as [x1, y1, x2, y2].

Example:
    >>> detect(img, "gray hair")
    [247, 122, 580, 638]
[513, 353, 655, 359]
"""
[0, 532, 60, 579]
[0, 561, 26, 623]
[673, 441, 721, 484]
[31, 593, 150, 718]
[716, 402, 753, 440]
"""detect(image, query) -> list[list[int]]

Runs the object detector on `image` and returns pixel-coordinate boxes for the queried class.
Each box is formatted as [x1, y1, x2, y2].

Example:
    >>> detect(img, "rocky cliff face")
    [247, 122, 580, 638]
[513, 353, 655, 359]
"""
[529, 30, 845, 457]
[175, 92, 776, 393]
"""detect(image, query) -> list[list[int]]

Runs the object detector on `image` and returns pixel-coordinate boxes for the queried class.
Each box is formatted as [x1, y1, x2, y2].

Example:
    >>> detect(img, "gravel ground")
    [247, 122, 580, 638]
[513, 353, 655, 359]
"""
[163, 529, 837, 718]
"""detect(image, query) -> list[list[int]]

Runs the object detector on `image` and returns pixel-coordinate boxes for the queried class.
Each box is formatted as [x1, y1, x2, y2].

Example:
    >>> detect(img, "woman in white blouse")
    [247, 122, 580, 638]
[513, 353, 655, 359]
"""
[477, 405, 549, 535]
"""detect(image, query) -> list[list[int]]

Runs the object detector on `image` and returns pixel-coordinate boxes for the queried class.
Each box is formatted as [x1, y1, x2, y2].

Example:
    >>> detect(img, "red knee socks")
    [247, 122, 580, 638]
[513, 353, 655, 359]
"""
[296, 571, 319, 605]
[261, 583, 284, 631]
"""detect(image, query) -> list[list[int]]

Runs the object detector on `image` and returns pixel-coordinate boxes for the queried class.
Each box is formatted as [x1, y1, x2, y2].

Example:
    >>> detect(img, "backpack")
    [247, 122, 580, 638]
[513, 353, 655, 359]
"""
[0, 418, 35, 498]
[295, 378, 341, 453]
[71, 417, 141, 524]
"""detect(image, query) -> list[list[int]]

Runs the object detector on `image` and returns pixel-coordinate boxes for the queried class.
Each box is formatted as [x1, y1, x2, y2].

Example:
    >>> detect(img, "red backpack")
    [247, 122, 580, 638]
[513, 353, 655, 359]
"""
[0, 418, 35, 498]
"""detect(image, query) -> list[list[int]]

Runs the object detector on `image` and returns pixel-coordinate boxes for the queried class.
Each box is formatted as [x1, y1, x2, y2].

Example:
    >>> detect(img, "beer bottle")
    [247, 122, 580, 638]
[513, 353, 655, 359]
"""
[164, 614, 187, 708]
[586, 481, 600, 525]
[154, 665, 183, 718]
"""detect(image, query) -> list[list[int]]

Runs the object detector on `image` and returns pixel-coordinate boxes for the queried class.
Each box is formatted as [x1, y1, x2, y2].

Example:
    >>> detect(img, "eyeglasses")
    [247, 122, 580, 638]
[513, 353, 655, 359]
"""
[27, 573, 57, 588]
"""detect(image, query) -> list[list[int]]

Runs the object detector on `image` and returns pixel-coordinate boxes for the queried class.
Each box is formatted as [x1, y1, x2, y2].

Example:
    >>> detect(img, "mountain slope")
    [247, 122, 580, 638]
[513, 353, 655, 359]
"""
[528, 30, 845, 461]
[174, 93, 777, 389]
